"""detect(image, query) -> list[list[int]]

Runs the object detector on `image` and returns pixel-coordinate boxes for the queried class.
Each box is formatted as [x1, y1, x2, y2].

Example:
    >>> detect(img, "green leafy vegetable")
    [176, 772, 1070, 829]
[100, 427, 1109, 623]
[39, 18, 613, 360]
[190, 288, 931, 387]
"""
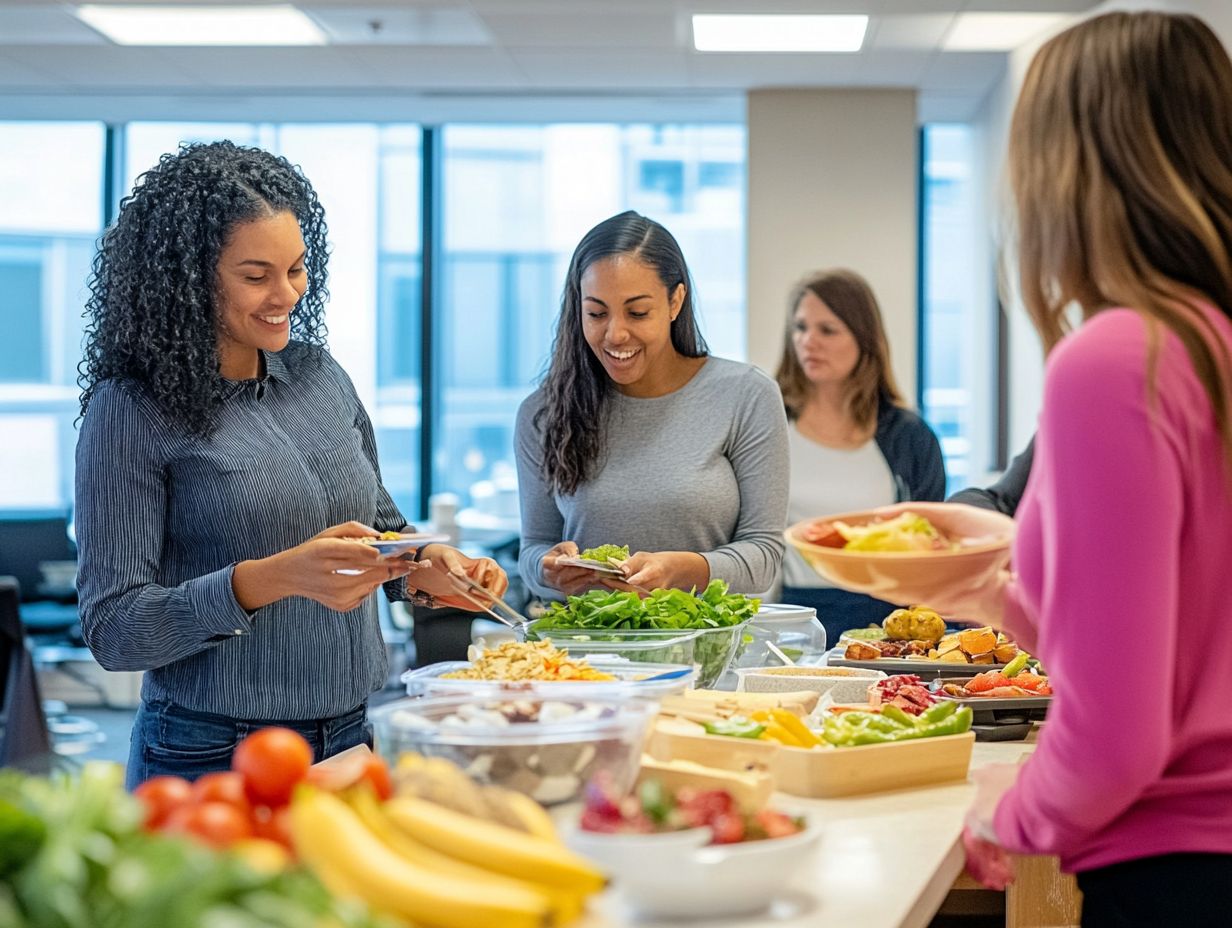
[528, 580, 760, 685]
[578, 544, 630, 563]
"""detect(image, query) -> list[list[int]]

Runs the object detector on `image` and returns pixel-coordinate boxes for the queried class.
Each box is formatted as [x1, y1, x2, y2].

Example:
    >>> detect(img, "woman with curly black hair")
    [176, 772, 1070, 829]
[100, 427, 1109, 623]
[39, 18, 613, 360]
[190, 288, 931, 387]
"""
[75, 141, 506, 787]
[515, 211, 788, 597]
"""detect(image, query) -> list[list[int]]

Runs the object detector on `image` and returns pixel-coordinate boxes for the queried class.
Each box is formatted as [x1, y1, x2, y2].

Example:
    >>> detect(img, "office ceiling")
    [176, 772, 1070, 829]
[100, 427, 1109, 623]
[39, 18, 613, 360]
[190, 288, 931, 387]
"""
[0, 1, 1102, 122]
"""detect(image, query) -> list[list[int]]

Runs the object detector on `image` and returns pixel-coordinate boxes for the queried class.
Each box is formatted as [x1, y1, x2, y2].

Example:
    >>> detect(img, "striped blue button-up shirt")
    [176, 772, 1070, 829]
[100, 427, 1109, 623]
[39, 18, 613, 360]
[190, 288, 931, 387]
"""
[75, 343, 408, 720]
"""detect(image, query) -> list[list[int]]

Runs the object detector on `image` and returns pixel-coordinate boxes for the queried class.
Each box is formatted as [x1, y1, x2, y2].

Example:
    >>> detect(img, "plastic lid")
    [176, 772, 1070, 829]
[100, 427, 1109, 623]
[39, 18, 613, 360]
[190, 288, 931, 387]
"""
[753, 603, 818, 623]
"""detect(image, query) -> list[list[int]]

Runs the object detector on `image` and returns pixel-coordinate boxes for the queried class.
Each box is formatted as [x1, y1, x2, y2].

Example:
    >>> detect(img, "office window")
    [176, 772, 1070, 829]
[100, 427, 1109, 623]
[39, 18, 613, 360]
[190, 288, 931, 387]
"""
[437, 124, 746, 518]
[124, 123, 424, 518]
[0, 122, 104, 509]
[921, 125, 993, 494]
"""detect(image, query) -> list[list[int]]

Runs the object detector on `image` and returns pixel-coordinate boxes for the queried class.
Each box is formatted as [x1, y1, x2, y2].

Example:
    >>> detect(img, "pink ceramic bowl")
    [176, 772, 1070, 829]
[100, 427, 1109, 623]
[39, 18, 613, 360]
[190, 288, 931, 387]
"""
[785, 502, 1015, 604]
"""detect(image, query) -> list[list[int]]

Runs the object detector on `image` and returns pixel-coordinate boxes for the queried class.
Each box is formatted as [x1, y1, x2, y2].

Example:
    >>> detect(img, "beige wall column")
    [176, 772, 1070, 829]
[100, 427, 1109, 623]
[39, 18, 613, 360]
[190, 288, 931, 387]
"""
[746, 88, 919, 402]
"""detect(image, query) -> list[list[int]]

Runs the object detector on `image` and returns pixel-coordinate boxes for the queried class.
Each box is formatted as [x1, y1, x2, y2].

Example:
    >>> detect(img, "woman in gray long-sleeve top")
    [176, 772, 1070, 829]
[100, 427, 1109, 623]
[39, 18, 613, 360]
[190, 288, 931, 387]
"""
[516, 211, 789, 598]
[76, 142, 505, 788]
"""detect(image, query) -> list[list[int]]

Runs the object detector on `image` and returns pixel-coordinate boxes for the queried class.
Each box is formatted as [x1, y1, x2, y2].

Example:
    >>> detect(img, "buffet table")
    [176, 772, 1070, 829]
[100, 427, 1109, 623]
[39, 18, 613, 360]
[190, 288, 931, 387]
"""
[578, 740, 1054, 928]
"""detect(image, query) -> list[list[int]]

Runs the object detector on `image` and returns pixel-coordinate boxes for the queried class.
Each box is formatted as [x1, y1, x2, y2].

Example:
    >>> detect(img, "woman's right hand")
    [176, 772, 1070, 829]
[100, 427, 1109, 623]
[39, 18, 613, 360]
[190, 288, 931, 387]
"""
[541, 541, 606, 596]
[234, 521, 415, 612]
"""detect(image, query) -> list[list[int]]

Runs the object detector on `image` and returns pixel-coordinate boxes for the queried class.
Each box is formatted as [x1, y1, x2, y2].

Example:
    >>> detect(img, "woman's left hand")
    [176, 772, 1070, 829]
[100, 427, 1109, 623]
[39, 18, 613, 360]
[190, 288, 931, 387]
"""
[403, 544, 509, 611]
[608, 550, 710, 593]
[961, 762, 1021, 889]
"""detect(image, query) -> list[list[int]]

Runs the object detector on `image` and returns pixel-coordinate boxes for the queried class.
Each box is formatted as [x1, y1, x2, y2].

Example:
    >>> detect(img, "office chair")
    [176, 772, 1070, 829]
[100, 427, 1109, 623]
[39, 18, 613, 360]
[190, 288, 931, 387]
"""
[0, 510, 82, 641]
[0, 512, 111, 708]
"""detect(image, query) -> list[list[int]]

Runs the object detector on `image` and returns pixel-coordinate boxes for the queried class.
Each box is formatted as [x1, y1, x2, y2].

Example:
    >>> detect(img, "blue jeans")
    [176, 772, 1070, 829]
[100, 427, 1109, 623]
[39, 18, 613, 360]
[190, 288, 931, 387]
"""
[126, 698, 372, 790]
[780, 585, 898, 650]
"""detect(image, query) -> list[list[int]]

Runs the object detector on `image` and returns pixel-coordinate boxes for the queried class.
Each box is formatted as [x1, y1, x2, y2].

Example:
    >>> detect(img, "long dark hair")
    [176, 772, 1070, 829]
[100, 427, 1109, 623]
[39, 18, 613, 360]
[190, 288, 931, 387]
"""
[775, 269, 904, 431]
[79, 140, 330, 436]
[1010, 11, 1232, 466]
[535, 211, 708, 495]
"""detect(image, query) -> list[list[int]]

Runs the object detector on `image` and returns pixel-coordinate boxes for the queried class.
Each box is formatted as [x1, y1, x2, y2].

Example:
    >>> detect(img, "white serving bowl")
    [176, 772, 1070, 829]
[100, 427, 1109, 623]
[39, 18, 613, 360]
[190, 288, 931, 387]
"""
[567, 821, 821, 919]
[736, 665, 886, 703]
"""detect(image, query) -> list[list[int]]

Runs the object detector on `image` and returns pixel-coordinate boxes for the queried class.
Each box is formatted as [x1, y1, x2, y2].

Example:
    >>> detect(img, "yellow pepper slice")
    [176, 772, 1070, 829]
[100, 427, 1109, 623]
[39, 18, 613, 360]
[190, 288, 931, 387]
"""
[771, 708, 821, 748]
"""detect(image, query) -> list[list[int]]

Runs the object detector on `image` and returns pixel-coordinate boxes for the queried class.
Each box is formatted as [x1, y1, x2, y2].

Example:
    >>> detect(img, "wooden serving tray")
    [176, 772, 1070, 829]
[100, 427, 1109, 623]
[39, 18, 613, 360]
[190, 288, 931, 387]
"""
[646, 716, 975, 799]
[773, 731, 975, 798]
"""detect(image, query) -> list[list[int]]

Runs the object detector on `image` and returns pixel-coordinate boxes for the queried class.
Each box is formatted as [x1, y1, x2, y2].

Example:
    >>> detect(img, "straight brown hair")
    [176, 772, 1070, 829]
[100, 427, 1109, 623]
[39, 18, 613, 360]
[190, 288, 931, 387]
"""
[775, 269, 904, 432]
[1010, 11, 1232, 465]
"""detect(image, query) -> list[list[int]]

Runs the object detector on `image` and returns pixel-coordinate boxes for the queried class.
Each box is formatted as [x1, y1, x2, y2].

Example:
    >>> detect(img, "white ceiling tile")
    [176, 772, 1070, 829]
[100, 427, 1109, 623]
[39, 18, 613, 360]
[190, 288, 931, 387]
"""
[852, 49, 935, 86]
[350, 46, 524, 87]
[921, 51, 1007, 91]
[0, 4, 107, 44]
[166, 46, 375, 87]
[304, 7, 491, 45]
[510, 49, 689, 89]
[964, 0, 1098, 12]
[686, 51, 862, 89]
[0, 50, 59, 84]
[0, 45, 200, 86]
[480, 12, 681, 49]
[869, 14, 956, 50]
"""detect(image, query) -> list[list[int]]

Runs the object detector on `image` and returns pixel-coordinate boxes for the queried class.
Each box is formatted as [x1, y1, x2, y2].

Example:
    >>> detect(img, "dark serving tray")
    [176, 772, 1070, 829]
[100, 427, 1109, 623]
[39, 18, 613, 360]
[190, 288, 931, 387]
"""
[827, 654, 1007, 680]
[933, 677, 1050, 739]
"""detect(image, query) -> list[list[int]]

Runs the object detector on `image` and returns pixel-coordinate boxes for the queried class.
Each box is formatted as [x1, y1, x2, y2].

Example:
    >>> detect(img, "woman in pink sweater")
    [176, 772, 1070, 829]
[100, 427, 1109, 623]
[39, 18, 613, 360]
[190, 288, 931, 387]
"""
[891, 11, 1232, 925]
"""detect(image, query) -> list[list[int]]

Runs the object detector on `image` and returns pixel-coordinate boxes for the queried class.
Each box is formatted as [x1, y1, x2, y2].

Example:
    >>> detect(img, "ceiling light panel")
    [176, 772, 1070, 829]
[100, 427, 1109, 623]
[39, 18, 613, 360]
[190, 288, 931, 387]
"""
[692, 14, 869, 53]
[942, 13, 1070, 52]
[75, 4, 328, 47]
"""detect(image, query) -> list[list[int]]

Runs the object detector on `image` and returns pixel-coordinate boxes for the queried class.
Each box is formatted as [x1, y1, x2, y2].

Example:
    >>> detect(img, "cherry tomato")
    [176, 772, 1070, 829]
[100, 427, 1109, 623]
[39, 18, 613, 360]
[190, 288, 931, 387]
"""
[232, 727, 313, 807]
[251, 804, 295, 851]
[133, 775, 193, 829]
[709, 812, 746, 844]
[164, 800, 254, 848]
[191, 771, 251, 817]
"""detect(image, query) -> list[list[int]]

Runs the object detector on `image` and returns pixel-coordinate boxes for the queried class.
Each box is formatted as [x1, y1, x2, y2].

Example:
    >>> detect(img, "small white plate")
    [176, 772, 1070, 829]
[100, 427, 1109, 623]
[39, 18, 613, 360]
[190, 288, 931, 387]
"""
[361, 532, 449, 557]
[556, 556, 626, 575]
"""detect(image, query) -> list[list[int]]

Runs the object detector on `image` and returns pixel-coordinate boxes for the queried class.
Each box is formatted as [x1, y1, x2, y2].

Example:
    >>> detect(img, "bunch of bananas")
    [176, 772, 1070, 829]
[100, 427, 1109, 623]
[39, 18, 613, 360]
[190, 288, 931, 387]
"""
[289, 754, 606, 928]
[393, 753, 560, 839]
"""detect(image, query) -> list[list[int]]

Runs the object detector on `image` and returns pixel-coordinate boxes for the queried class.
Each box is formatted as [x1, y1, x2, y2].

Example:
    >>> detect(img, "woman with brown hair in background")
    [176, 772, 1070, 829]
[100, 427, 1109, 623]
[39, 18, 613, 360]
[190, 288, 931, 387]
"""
[774, 269, 944, 644]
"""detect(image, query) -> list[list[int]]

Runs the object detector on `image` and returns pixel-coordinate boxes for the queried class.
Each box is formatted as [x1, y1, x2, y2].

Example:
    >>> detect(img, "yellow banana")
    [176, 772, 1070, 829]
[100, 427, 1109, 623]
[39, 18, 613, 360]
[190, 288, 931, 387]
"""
[350, 791, 586, 926]
[384, 796, 607, 895]
[485, 786, 561, 843]
[395, 753, 560, 842]
[290, 789, 550, 928]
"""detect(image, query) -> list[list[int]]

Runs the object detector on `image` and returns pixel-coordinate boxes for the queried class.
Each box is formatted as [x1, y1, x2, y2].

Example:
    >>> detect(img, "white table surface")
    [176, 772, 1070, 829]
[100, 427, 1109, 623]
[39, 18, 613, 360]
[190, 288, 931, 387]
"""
[575, 740, 1035, 928]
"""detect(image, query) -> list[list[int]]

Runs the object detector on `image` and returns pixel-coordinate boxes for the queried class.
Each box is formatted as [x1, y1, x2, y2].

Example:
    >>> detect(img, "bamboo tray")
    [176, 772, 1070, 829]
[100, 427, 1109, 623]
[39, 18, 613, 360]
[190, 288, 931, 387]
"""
[647, 717, 974, 799]
[773, 731, 975, 798]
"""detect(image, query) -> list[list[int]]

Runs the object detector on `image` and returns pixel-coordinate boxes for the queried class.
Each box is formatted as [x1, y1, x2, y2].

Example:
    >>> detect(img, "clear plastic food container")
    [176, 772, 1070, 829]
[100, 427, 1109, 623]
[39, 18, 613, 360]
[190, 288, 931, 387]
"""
[401, 659, 696, 699]
[524, 622, 751, 689]
[370, 694, 657, 805]
[521, 628, 700, 674]
[736, 604, 828, 669]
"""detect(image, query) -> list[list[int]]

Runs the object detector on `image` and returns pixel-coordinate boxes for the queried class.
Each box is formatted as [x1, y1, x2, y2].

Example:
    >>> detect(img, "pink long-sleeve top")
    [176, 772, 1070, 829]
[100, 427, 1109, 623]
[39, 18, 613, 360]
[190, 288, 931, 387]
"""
[992, 305, 1232, 873]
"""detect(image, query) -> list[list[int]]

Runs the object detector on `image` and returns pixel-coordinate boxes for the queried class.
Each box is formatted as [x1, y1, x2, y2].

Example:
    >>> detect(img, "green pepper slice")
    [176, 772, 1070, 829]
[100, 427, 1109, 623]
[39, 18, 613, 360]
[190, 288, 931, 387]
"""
[702, 717, 766, 739]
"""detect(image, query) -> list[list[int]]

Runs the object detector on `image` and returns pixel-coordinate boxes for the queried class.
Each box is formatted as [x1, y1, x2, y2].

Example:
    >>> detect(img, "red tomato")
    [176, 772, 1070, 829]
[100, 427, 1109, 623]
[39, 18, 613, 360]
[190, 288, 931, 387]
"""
[305, 751, 393, 801]
[164, 800, 254, 848]
[709, 812, 746, 845]
[232, 727, 313, 807]
[251, 803, 295, 851]
[192, 771, 251, 816]
[133, 775, 193, 829]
